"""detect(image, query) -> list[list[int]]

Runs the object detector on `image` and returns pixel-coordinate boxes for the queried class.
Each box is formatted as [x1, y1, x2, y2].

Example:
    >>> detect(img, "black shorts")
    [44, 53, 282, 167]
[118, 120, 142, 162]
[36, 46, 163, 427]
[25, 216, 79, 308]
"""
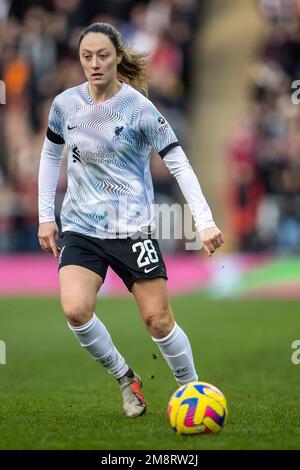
[58, 231, 168, 291]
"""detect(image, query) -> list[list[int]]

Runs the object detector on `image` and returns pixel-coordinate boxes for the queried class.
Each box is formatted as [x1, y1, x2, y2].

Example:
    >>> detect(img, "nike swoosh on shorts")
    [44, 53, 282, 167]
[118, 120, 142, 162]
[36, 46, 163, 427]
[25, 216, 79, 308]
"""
[144, 265, 159, 274]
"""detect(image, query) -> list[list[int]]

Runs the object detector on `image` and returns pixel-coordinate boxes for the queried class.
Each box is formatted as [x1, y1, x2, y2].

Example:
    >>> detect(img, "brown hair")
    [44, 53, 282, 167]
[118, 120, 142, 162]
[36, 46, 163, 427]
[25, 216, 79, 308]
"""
[78, 22, 149, 96]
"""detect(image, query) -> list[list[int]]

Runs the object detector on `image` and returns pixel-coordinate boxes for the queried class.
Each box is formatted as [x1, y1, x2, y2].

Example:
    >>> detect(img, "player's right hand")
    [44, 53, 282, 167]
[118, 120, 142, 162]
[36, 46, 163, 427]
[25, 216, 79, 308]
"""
[38, 221, 59, 258]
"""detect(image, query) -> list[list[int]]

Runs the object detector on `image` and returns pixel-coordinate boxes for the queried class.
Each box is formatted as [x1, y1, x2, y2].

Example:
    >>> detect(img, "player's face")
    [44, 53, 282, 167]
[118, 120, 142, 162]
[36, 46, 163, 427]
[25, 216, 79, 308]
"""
[79, 32, 122, 87]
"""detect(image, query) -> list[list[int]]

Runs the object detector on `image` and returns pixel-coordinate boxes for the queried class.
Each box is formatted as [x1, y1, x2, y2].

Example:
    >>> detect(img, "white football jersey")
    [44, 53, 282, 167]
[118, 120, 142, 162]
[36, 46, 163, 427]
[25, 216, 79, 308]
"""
[47, 82, 179, 237]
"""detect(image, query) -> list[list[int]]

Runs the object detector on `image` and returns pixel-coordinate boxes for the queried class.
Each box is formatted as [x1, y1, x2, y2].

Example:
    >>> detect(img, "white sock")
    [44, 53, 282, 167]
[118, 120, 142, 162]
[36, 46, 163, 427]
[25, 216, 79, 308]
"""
[68, 313, 129, 380]
[152, 323, 198, 385]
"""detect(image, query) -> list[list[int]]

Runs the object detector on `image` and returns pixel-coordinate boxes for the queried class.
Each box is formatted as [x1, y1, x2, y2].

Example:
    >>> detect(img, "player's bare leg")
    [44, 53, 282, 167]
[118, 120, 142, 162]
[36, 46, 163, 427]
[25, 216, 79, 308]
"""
[60, 265, 145, 417]
[59, 265, 102, 326]
[132, 278, 198, 384]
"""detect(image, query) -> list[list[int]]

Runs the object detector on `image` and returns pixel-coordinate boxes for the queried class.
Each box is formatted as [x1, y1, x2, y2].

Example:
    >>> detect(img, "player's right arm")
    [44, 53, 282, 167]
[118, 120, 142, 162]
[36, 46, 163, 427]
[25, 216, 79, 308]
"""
[38, 96, 65, 258]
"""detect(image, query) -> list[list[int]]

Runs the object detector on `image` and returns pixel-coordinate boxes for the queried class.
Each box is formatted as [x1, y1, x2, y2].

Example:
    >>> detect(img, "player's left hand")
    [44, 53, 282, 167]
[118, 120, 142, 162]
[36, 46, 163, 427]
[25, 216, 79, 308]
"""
[199, 226, 224, 257]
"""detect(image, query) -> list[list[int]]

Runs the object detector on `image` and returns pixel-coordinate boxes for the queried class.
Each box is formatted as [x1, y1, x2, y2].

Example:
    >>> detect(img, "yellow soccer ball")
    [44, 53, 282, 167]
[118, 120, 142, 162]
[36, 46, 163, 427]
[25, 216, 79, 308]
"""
[167, 381, 228, 435]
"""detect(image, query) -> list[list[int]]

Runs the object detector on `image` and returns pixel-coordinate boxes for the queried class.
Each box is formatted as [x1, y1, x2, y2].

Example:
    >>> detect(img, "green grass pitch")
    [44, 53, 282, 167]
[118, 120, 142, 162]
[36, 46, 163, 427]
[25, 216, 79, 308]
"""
[0, 296, 299, 450]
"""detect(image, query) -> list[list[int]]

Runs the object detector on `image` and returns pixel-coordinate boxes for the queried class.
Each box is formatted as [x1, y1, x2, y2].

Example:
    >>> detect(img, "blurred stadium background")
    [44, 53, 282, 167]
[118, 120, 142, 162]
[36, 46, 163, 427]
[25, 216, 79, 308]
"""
[0, 0, 300, 451]
[1, 0, 300, 297]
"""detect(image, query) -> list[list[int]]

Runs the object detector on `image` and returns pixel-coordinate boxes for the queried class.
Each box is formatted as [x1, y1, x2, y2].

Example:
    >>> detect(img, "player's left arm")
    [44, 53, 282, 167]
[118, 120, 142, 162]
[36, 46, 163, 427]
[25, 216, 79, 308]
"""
[162, 145, 224, 257]
[139, 101, 224, 256]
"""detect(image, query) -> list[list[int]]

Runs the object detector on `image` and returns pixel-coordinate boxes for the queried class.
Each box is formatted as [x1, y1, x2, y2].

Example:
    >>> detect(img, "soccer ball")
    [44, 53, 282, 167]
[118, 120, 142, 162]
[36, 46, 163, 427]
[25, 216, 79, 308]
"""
[167, 381, 228, 435]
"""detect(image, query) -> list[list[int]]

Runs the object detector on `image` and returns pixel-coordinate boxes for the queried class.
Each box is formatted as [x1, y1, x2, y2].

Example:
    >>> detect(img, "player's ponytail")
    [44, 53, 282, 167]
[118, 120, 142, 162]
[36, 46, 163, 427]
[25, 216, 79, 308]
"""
[117, 47, 149, 97]
[78, 23, 149, 96]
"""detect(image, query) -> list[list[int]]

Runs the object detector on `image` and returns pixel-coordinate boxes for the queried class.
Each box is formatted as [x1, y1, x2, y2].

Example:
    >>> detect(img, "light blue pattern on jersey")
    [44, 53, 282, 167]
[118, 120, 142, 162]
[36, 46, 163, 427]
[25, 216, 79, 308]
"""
[48, 82, 178, 238]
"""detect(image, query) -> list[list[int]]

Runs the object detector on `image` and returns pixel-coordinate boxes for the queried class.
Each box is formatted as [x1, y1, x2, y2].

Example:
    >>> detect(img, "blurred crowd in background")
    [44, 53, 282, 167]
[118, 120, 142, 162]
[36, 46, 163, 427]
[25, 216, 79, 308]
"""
[2, 0, 300, 255]
[229, 0, 300, 253]
[0, 0, 200, 252]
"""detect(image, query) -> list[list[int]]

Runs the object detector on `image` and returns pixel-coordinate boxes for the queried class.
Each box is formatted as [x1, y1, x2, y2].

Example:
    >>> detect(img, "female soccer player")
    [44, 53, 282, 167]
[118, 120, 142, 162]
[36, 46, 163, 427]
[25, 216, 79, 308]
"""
[38, 23, 224, 418]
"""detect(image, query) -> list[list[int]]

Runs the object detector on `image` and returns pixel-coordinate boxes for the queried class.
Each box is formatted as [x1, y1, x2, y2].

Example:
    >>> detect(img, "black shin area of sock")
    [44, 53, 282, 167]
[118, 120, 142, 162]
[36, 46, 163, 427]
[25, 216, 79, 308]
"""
[118, 367, 134, 382]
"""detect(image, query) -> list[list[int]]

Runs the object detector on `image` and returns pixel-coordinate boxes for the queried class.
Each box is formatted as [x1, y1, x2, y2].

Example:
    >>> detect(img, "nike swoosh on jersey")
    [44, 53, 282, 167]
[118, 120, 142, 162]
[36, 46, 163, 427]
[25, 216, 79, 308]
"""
[67, 125, 77, 130]
[144, 265, 159, 274]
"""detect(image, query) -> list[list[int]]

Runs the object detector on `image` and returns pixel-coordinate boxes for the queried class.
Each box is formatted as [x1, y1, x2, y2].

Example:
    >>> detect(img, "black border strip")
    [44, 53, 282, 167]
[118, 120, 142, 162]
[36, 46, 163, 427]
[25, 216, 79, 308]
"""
[46, 127, 65, 145]
[159, 142, 180, 158]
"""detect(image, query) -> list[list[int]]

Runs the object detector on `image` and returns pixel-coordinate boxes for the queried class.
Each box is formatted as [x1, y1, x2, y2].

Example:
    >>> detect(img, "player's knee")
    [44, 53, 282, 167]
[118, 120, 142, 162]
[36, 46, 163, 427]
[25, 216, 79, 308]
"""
[145, 308, 174, 339]
[62, 300, 94, 326]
